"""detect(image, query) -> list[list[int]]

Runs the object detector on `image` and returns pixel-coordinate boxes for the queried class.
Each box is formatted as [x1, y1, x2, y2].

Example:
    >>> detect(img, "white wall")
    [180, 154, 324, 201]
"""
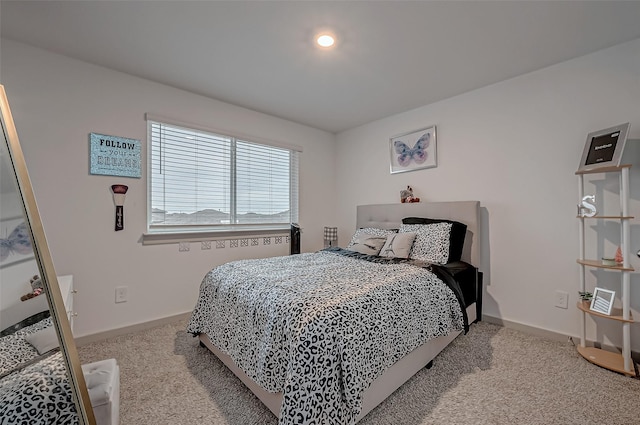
[336, 38, 640, 352]
[3, 35, 639, 352]
[0, 39, 337, 338]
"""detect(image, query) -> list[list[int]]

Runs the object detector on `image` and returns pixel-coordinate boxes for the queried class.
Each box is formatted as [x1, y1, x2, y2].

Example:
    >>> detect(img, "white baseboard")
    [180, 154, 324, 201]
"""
[74, 311, 191, 347]
[483, 314, 640, 363]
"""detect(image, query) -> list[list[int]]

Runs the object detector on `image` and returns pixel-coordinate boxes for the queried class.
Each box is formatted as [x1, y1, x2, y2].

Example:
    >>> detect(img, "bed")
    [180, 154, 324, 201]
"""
[187, 201, 482, 424]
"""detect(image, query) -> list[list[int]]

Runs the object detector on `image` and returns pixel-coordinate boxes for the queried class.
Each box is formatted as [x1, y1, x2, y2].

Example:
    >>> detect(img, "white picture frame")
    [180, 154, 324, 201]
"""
[590, 287, 615, 315]
[389, 125, 437, 174]
[577, 123, 629, 172]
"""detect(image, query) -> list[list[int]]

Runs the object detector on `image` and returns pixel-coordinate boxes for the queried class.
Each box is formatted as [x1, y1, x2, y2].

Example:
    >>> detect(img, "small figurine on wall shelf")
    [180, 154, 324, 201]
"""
[400, 186, 420, 203]
[615, 246, 623, 264]
[601, 247, 623, 266]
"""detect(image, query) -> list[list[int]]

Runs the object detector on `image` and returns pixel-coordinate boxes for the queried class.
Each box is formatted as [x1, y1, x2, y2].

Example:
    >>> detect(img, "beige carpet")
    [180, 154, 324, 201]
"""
[78, 320, 640, 425]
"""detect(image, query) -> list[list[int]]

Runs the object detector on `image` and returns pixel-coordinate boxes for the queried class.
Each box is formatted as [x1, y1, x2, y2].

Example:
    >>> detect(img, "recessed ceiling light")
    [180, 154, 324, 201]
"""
[316, 33, 335, 48]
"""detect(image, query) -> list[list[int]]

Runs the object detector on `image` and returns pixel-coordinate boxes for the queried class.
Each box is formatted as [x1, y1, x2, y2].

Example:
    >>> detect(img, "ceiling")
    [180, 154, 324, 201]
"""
[2, 1, 640, 134]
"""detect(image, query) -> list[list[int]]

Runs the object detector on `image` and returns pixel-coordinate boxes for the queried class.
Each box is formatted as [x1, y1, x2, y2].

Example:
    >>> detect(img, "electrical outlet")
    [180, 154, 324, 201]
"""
[555, 290, 568, 309]
[201, 241, 211, 250]
[115, 286, 128, 303]
[179, 242, 190, 252]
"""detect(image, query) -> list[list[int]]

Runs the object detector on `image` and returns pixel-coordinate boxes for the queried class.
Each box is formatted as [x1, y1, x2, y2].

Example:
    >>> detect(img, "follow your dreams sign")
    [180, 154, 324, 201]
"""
[90, 133, 141, 178]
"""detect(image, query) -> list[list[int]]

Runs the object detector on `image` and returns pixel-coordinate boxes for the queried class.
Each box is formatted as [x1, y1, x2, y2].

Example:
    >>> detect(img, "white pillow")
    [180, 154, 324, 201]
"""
[24, 326, 59, 354]
[346, 228, 396, 249]
[399, 222, 453, 264]
[379, 232, 416, 259]
[349, 234, 388, 255]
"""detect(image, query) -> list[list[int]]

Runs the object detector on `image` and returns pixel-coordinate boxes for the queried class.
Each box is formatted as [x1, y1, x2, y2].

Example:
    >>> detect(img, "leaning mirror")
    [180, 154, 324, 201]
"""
[0, 85, 96, 424]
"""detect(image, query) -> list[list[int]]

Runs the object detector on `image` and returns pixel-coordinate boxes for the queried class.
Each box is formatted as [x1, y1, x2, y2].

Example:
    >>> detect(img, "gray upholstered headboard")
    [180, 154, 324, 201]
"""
[356, 201, 481, 267]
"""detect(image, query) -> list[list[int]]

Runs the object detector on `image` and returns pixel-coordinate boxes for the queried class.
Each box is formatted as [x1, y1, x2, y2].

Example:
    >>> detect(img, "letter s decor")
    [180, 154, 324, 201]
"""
[580, 195, 597, 217]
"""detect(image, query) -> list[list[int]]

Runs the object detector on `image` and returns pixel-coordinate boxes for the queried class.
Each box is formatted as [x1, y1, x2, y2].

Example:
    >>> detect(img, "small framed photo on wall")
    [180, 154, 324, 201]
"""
[389, 125, 437, 174]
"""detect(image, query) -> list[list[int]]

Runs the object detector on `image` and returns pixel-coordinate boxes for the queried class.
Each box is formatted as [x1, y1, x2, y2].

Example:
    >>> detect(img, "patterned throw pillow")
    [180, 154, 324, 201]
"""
[399, 222, 453, 264]
[379, 232, 416, 259]
[346, 228, 397, 250]
[402, 217, 467, 262]
[348, 234, 388, 255]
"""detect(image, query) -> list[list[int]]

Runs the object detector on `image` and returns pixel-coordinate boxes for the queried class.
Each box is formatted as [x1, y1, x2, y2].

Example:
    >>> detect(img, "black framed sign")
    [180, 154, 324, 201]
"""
[577, 123, 630, 172]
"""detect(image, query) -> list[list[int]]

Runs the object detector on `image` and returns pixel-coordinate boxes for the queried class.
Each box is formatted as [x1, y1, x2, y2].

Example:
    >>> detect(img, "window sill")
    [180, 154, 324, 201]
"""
[142, 226, 290, 246]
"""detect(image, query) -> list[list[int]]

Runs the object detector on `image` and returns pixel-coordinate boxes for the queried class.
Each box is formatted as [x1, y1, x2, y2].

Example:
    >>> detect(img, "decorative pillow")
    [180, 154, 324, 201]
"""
[402, 217, 467, 262]
[346, 227, 397, 250]
[24, 326, 59, 355]
[0, 317, 53, 375]
[348, 234, 388, 255]
[399, 222, 453, 264]
[379, 232, 416, 259]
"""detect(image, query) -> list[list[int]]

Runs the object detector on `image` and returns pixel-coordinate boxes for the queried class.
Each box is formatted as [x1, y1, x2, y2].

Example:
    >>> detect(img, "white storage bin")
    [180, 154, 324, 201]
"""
[81, 358, 120, 425]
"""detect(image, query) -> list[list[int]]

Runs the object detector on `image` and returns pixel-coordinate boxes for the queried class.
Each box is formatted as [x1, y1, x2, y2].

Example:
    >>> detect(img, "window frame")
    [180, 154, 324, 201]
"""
[143, 114, 301, 245]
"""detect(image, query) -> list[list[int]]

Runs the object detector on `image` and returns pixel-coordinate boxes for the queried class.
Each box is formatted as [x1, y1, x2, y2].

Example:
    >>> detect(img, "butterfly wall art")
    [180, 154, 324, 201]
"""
[389, 125, 437, 174]
[0, 219, 34, 268]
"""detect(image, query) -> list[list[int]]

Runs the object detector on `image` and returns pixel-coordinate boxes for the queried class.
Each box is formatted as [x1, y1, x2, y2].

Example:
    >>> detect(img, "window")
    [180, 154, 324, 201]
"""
[147, 117, 299, 237]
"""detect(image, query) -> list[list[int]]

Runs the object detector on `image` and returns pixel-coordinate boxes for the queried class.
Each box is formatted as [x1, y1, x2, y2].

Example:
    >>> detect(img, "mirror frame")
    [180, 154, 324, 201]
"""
[0, 85, 96, 425]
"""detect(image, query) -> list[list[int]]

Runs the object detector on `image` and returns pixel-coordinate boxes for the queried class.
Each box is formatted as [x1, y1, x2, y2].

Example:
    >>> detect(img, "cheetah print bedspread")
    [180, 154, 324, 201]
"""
[187, 248, 464, 425]
[0, 352, 78, 424]
[0, 317, 52, 377]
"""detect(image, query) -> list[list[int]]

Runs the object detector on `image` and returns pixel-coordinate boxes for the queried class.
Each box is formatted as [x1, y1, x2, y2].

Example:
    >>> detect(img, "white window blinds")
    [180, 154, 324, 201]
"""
[149, 120, 299, 231]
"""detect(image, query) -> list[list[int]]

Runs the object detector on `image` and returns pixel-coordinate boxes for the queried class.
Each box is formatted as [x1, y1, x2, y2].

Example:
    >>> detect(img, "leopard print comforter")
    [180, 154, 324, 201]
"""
[0, 352, 78, 424]
[187, 249, 464, 425]
[0, 317, 52, 377]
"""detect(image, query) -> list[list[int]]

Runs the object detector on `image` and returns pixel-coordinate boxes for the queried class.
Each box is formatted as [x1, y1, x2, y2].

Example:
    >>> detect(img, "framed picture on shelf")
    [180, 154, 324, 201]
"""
[590, 287, 615, 315]
[577, 122, 630, 172]
[389, 125, 437, 174]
